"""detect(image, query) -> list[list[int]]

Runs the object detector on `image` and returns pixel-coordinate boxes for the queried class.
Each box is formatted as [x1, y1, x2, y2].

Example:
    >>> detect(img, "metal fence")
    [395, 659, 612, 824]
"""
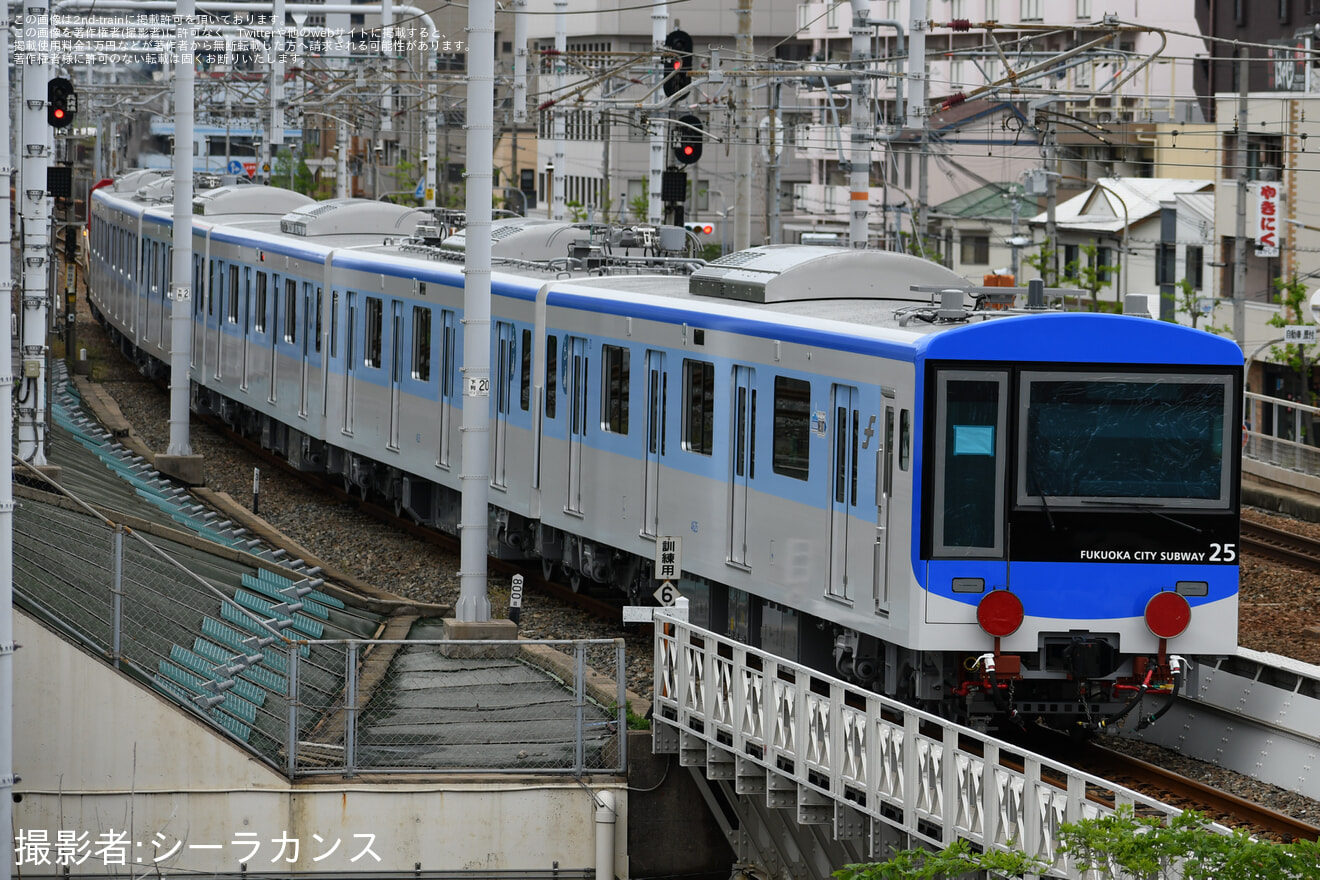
[13, 473, 627, 776]
[1244, 390, 1320, 474]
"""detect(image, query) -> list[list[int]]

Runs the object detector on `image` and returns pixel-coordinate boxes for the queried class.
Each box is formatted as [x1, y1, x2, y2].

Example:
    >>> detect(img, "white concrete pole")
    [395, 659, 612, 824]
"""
[733, 0, 752, 250]
[848, 0, 870, 248]
[168, 0, 196, 458]
[648, 3, 667, 225]
[513, 0, 528, 124]
[0, 2, 17, 873]
[551, 0, 566, 221]
[425, 91, 437, 208]
[337, 119, 349, 197]
[456, 0, 495, 622]
[271, 0, 286, 180]
[18, 0, 51, 466]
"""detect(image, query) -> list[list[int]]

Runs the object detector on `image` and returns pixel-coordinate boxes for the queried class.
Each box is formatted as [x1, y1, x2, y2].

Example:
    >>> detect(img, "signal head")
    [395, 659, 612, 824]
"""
[673, 114, 704, 165]
[48, 77, 76, 129]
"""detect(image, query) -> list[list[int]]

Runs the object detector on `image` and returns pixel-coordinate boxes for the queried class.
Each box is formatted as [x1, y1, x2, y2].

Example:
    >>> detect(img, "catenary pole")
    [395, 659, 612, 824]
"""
[167, 0, 196, 459]
[456, 0, 495, 622]
[1233, 53, 1249, 350]
[733, 0, 752, 250]
[0, 0, 17, 871]
[18, 0, 51, 466]
[648, 2, 667, 225]
[847, 0, 870, 248]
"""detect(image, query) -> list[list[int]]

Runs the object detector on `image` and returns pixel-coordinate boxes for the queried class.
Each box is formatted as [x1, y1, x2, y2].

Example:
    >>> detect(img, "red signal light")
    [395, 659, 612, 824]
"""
[702, 224, 713, 235]
[682, 145, 695, 157]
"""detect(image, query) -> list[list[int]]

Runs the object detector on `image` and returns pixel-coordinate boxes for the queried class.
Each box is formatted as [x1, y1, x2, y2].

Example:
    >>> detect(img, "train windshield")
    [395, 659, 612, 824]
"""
[1016, 371, 1233, 510]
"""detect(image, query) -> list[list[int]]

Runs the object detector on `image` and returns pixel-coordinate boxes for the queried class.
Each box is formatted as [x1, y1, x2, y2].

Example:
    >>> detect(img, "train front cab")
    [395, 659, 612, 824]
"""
[916, 314, 1242, 725]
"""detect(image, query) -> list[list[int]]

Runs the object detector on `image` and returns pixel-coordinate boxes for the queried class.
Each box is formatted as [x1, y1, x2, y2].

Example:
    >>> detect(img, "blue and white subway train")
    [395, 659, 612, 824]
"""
[88, 172, 1242, 729]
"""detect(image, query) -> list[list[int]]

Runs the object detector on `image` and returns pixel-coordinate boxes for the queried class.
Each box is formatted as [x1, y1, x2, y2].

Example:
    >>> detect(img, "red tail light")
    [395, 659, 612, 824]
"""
[976, 590, 1024, 638]
[1144, 591, 1191, 639]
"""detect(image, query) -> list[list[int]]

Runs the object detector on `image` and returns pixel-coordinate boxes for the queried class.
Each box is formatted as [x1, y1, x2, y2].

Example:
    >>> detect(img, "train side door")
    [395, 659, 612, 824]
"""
[388, 300, 403, 450]
[240, 267, 251, 389]
[641, 350, 667, 538]
[269, 275, 282, 403]
[492, 321, 515, 488]
[828, 384, 861, 602]
[299, 282, 312, 418]
[729, 365, 756, 566]
[344, 292, 357, 435]
[875, 396, 895, 614]
[565, 335, 587, 515]
[436, 309, 456, 468]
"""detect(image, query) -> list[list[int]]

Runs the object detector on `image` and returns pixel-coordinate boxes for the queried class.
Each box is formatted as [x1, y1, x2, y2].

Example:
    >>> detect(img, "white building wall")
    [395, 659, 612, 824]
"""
[13, 612, 627, 876]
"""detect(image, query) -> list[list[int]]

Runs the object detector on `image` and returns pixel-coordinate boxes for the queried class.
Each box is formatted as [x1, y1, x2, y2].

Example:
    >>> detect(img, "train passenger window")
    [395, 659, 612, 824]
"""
[683, 359, 715, 455]
[255, 272, 268, 332]
[284, 279, 298, 343]
[521, 329, 532, 411]
[365, 297, 383, 368]
[899, 409, 910, 471]
[412, 306, 432, 381]
[932, 371, 1007, 556]
[545, 335, 558, 419]
[601, 345, 630, 434]
[772, 376, 810, 481]
[315, 287, 323, 353]
[330, 291, 339, 358]
[227, 266, 239, 322]
[207, 261, 216, 316]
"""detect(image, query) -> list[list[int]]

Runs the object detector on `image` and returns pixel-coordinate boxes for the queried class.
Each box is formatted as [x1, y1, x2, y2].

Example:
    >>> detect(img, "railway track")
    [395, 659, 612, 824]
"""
[1008, 725, 1320, 842]
[194, 409, 629, 623]
[1240, 519, 1320, 573]
[1079, 743, 1320, 842]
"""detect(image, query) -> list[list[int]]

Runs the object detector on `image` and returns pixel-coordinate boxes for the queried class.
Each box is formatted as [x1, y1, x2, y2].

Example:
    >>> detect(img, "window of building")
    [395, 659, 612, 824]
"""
[961, 234, 990, 265]
[412, 306, 432, 381]
[1156, 243, 1177, 286]
[601, 344, 630, 433]
[1076, 0, 1091, 17]
[772, 376, 811, 480]
[683, 359, 714, 455]
[365, 296, 382, 368]
[1095, 247, 1113, 283]
[1021, 0, 1043, 20]
[1186, 245, 1204, 290]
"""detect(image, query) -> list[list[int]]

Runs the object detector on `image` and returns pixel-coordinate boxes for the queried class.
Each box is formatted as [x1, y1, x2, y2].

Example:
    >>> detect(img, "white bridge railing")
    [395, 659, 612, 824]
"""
[652, 613, 1184, 878]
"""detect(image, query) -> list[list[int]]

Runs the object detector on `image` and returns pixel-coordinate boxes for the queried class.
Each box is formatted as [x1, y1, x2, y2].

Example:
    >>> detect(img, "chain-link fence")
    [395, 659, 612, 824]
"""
[14, 477, 628, 777]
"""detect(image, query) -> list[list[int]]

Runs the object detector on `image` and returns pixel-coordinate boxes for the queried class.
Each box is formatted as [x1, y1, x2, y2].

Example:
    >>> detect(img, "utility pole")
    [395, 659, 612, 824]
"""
[767, 78, 782, 245]
[1044, 115, 1058, 286]
[1233, 53, 1249, 350]
[733, 0, 752, 250]
[905, 0, 927, 254]
[647, 4, 667, 225]
[847, 0, 870, 249]
[551, 0, 567, 221]
[19, 0, 51, 466]
[0, 0, 18, 871]
[158, 0, 204, 485]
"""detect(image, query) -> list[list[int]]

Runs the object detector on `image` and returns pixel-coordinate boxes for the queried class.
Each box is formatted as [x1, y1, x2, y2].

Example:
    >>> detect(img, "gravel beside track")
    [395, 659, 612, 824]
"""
[73, 299, 1320, 830]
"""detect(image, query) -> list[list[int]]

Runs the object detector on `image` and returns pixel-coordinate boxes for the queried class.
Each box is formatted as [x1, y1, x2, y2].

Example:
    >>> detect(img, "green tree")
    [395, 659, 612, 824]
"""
[834, 807, 1320, 880]
[1266, 274, 1315, 407]
[1062, 241, 1117, 307]
[628, 180, 649, 222]
[1023, 237, 1061, 288]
